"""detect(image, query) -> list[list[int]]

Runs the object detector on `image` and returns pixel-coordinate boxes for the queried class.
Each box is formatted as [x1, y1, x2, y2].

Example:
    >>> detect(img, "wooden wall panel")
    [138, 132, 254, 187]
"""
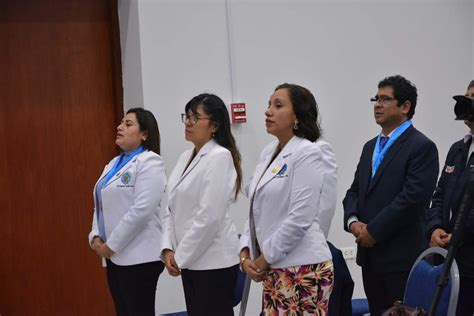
[0, 1, 123, 314]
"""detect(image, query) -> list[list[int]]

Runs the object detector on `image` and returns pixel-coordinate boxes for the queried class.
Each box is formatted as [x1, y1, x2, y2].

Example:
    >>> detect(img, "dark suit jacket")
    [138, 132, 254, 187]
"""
[327, 241, 354, 316]
[343, 125, 439, 274]
[426, 138, 474, 278]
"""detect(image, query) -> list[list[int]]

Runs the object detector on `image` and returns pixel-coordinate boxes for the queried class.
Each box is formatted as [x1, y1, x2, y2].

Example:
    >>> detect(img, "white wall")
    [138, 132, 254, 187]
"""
[119, 0, 474, 314]
[118, 0, 144, 110]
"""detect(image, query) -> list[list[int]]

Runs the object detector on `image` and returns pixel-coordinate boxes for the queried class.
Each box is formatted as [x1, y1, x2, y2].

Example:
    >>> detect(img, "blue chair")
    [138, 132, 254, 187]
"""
[403, 247, 460, 316]
[159, 267, 247, 316]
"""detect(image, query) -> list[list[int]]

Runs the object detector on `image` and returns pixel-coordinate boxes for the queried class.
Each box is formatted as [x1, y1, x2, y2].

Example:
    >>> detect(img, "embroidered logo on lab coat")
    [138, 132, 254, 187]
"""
[274, 164, 288, 178]
[121, 172, 132, 184]
[445, 165, 455, 173]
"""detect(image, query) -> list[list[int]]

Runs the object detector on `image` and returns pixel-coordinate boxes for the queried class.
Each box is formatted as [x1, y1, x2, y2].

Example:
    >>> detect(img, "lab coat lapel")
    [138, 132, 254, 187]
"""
[93, 158, 116, 195]
[254, 136, 299, 193]
[248, 145, 275, 199]
[168, 139, 217, 195]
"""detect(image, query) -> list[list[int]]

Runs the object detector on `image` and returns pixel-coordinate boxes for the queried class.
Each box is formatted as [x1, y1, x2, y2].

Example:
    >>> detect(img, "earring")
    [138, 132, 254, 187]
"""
[293, 121, 299, 130]
[212, 132, 215, 138]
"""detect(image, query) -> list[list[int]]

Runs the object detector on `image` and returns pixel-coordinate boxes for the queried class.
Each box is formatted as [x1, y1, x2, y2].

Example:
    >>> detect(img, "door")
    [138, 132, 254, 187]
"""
[0, 0, 122, 314]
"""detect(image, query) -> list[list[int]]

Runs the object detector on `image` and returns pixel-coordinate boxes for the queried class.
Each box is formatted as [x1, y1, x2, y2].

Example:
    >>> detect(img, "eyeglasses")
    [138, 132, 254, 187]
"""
[370, 95, 396, 104]
[181, 113, 211, 125]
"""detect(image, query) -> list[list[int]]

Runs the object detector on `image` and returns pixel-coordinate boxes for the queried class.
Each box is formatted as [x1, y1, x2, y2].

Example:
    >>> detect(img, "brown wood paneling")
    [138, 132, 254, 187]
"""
[0, 0, 123, 314]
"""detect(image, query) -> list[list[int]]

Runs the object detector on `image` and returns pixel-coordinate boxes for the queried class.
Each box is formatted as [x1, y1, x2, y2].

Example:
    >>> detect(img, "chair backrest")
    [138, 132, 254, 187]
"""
[232, 268, 247, 307]
[403, 247, 460, 316]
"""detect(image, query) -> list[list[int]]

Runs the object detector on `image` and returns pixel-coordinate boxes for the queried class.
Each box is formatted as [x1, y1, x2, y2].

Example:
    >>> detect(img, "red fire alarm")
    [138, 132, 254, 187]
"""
[231, 102, 246, 124]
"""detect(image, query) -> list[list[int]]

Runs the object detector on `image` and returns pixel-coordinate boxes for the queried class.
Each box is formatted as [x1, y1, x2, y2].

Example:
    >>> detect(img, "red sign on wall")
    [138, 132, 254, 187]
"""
[231, 102, 246, 123]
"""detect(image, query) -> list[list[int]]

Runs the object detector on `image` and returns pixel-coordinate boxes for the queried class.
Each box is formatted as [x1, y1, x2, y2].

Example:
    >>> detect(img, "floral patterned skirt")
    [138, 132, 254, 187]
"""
[261, 260, 334, 316]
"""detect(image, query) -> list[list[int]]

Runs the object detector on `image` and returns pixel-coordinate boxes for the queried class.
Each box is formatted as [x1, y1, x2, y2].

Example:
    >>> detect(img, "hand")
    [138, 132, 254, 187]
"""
[162, 249, 181, 276]
[241, 258, 266, 282]
[349, 221, 364, 238]
[91, 236, 103, 250]
[356, 224, 376, 248]
[254, 255, 270, 273]
[430, 228, 451, 248]
[95, 243, 115, 258]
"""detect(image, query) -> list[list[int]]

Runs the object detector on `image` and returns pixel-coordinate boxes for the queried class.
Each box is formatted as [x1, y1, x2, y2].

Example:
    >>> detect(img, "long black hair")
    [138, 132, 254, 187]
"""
[126, 108, 161, 155]
[185, 94, 242, 199]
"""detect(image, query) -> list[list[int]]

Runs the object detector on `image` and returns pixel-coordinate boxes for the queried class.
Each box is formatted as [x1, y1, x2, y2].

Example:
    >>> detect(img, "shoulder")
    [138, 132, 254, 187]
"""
[409, 127, 434, 144]
[137, 150, 162, 161]
[292, 137, 324, 160]
[135, 150, 165, 169]
[448, 139, 464, 153]
[203, 144, 233, 170]
[442, 139, 465, 162]
[362, 136, 377, 151]
[314, 139, 335, 156]
[207, 143, 232, 161]
[406, 128, 438, 155]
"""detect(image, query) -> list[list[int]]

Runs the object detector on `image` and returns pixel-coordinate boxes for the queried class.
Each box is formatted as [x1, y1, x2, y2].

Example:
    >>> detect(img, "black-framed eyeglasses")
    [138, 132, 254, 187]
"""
[370, 95, 396, 104]
[181, 113, 211, 125]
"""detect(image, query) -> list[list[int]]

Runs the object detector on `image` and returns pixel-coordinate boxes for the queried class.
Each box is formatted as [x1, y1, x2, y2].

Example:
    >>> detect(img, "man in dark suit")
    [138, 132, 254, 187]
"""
[426, 80, 474, 316]
[343, 75, 439, 315]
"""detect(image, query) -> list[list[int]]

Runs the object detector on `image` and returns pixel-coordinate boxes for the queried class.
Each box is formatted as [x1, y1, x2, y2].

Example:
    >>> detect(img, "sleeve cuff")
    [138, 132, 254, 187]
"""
[88, 233, 99, 248]
[347, 215, 359, 230]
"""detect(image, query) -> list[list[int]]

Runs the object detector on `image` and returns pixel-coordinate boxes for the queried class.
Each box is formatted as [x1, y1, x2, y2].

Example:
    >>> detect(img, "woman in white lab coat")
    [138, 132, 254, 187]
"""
[161, 93, 242, 316]
[88, 108, 166, 316]
[240, 83, 336, 315]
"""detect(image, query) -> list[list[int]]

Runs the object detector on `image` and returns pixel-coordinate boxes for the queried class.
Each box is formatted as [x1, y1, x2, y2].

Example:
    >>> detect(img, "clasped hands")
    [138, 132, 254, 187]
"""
[91, 237, 115, 258]
[240, 249, 269, 282]
[350, 221, 376, 248]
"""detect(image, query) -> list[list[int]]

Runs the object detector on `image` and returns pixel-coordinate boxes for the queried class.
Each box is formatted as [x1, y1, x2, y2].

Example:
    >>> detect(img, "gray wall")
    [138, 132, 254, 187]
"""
[118, 0, 474, 314]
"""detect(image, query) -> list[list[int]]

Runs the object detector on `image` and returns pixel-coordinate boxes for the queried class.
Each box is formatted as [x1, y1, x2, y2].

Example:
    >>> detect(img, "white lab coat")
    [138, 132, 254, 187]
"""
[89, 150, 166, 266]
[161, 139, 239, 270]
[240, 136, 335, 269]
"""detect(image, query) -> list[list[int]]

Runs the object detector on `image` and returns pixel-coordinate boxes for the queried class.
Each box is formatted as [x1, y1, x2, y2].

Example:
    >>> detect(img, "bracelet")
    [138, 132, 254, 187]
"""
[240, 256, 249, 271]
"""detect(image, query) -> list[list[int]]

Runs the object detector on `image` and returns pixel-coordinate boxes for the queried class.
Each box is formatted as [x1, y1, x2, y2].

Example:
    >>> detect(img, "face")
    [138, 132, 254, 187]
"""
[265, 88, 297, 139]
[373, 86, 410, 132]
[115, 112, 146, 152]
[464, 86, 474, 132]
[183, 104, 216, 148]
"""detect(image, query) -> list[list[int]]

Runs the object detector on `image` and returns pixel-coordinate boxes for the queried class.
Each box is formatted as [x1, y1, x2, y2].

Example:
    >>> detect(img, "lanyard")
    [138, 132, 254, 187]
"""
[104, 145, 144, 185]
[372, 120, 412, 177]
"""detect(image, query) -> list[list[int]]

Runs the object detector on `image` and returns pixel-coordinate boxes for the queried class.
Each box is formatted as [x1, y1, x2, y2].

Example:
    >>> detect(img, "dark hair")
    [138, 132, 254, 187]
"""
[274, 83, 322, 142]
[378, 75, 418, 119]
[467, 80, 474, 91]
[126, 108, 161, 155]
[185, 94, 242, 199]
